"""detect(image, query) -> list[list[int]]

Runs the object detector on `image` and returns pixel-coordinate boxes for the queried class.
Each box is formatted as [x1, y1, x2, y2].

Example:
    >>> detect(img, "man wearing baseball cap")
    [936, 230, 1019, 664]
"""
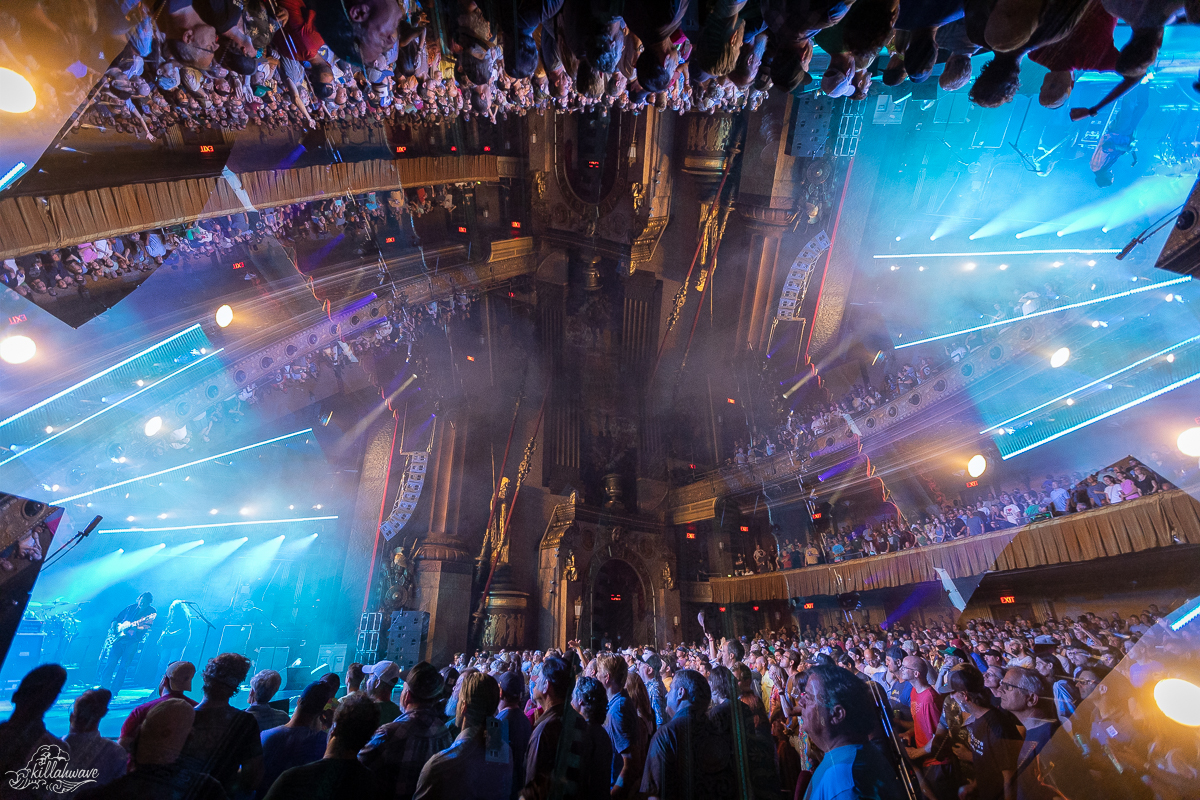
[361, 660, 402, 723]
[359, 661, 452, 800]
[119, 660, 198, 750]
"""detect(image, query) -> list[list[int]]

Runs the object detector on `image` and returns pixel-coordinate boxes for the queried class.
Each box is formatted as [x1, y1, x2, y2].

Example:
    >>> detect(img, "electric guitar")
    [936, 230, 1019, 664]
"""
[100, 610, 156, 658]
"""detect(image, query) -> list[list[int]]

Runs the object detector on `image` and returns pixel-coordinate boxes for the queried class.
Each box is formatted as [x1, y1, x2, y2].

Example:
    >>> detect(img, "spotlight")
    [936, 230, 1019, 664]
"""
[0, 68, 37, 113]
[1088, 260, 1096, 266]
[1178, 427, 1200, 457]
[288, 505, 294, 510]
[157, 513, 168, 519]
[144, 416, 163, 437]
[0, 335, 36, 364]
[918, 266, 926, 271]
[210, 508, 219, 514]
[1092, 321, 1101, 328]
[967, 455, 987, 478]
[1168, 354, 1175, 363]
[964, 263, 976, 271]
[1154, 679, 1200, 727]
[136, 380, 145, 387]
[1167, 294, 1175, 302]
[44, 426, 53, 434]
[215, 304, 234, 328]
[895, 236, 901, 241]
[890, 265, 898, 271]
[126, 516, 135, 522]
[240, 507, 251, 515]
[1065, 399, 1074, 406]
[929, 234, 937, 241]
[999, 264, 1008, 270]
[1050, 348, 1070, 368]
[314, 504, 323, 510]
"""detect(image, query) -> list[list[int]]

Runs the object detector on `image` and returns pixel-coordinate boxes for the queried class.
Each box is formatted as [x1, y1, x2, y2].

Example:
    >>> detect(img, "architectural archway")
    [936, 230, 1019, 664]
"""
[590, 558, 646, 650]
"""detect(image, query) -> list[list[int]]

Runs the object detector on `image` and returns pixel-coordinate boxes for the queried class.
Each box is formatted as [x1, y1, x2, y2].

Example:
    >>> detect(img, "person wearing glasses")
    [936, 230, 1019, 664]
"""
[997, 667, 1060, 800]
[158, 0, 257, 70]
[945, 666, 1022, 800]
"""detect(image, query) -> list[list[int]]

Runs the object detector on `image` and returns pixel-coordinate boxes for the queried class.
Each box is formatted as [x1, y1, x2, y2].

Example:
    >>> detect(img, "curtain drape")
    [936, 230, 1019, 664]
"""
[0, 156, 521, 258]
[709, 490, 1200, 604]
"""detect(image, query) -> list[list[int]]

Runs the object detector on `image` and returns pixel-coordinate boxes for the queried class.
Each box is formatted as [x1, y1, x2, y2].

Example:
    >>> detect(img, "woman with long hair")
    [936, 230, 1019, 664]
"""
[625, 671, 657, 740]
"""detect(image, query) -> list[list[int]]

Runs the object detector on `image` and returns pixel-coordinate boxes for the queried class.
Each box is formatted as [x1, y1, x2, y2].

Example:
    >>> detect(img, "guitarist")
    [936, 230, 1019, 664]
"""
[98, 592, 157, 694]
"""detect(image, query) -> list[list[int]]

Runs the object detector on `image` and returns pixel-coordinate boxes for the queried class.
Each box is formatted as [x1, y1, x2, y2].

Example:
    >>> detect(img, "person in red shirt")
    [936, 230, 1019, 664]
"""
[901, 655, 957, 800]
[118, 661, 198, 751]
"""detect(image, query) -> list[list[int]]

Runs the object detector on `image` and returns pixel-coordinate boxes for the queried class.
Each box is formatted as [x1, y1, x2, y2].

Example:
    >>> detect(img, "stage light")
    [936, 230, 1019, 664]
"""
[0, 335, 36, 364]
[1168, 354, 1176, 363]
[289, 505, 294, 510]
[895, 236, 901, 241]
[1001, 369, 1200, 459]
[1092, 321, 1100, 328]
[1178, 427, 1200, 457]
[136, 380, 145, 387]
[0, 161, 27, 192]
[1154, 679, 1200, 727]
[126, 516, 135, 522]
[96, 516, 337, 534]
[895, 276, 1191, 349]
[210, 508, 219, 514]
[144, 416, 163, 436]
[0, 68, 36, 113]
[53, 428, 314, 503]
[314, 504, 323, 509]
[1167, 294, 1175, 302]
[0, 325, 207, 430]
[890, 265, 898, 271]
[918, 266, 925, 271]
[1050, 348, 1070, 368]
[215, 304, 234, 327]
[1088, 260, 1096, 266]
[967, 455, 987, 478]
[999, 264, 1008, 270]
[1065, 398, 1074, 406]
[964, 263, 975, 270]
[875, 248, 1119, 259]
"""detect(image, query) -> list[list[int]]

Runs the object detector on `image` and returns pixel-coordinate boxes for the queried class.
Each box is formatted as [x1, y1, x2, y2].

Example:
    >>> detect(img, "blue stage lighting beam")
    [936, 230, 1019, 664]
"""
[1170, 597, 1200, 631]
[1000, 369, 1200, 460]
[202, 537, 250, 566]
[0, 348, 225, 468]
[0, 162, 27, 192]
[895, 276, 1192, 349]
[97, 515, 338, 534]
[52, 429, 314, 503]
[873, 249, 1120, 259]
[239, 535, 286, 575]
[0, 325, 206, 429]
[979, 334, 1200, 434]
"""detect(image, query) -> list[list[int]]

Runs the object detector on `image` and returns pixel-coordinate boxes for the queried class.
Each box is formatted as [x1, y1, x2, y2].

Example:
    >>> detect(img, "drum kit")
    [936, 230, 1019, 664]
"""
[24, 598, 86, 659]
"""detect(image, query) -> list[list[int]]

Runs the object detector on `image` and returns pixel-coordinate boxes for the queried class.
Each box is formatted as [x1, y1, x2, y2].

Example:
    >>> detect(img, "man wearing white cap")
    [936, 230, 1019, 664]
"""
[363, 660, 402, 723]
[119, 660, 198, 750]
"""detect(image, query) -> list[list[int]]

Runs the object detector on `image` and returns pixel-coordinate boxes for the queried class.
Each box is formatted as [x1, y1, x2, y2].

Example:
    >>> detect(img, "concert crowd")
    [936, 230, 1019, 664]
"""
[1, 594, 1196, 800]
[6, 0, 1178, 141]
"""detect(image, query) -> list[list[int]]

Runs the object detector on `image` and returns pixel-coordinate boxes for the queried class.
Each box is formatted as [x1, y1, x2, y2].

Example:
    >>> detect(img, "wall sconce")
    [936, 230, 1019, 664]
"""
[628, 143, 637, 166]
[673, 616, 679, 626]
[574, 598, 583, 618]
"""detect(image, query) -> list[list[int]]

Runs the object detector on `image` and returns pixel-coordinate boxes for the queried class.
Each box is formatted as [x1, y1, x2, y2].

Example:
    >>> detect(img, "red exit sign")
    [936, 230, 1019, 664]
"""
[739, 526, 749, 532]
[686, 532, 695, 539]
[9, 314, 27, 325]
[610, 594, 621, 601]
[803, 602, 815, 610]
[1000, 595, 1016, 604]
[511, 221, 521, 229]
[395, 146, 407, 153]
[812, 512, 822, 519]
[385, 237, 395, 243]
[232, 262, 245, 269]
[458, 226, 467, 233]
[199, 145, 214, 154]
[966, 480, 979, 488]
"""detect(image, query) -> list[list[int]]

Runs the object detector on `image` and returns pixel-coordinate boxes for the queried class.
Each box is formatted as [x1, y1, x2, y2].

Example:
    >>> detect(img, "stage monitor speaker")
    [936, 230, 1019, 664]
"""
[216, 625, 253, 658]
[0, 633, 43, 683]
[1154, 175, 1200, 275]
[284, 667, 311, 690]
[385, 610, 429, 672]
[255, 646, 291, 673]
[315, 643, 348, 675]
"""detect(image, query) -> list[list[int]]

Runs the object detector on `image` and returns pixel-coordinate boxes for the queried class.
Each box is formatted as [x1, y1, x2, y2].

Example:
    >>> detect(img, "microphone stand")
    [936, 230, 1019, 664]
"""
[183, 602, 216, 668]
